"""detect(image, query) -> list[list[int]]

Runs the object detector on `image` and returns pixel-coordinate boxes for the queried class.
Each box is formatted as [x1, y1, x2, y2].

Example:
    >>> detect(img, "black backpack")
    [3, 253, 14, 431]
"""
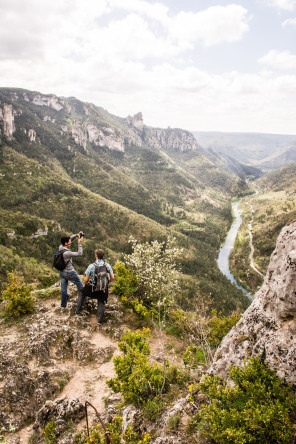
[53, 249, 69, 271]
[91, 263, 110, 292]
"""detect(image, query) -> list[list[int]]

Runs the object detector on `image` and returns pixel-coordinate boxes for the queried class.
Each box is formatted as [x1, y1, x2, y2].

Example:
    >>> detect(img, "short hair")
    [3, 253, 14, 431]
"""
[61, 236, 70, 246]
[95, 249, 104, 259]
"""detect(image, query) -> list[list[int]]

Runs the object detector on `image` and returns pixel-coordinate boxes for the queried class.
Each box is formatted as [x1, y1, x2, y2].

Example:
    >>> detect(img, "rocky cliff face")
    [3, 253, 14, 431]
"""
[0, 89, 198, 155]
[210, 220, 296, 385]
[145, 127, 198, 152]
[0, 104, 16, 139]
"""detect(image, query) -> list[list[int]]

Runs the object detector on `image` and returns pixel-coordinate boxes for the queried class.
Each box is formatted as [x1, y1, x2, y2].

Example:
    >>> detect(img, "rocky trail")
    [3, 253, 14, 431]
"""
[0, 285, 188, 444]
[0, 287, 125, 443]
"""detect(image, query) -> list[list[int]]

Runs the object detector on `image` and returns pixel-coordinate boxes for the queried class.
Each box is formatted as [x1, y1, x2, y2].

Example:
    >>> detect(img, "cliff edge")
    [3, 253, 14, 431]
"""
[210, 220, 296, 385]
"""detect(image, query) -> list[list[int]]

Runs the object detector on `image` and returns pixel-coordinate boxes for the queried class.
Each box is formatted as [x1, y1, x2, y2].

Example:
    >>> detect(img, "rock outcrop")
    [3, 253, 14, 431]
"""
[33, 396, 85, 433]
[127, 112, 144, 134]
[210, 220, 296, 385]
[0, 104, 16, 139]
[31, 94, 64, 111]
[144, 127, 198, 152]
[28, 129, 36, 142]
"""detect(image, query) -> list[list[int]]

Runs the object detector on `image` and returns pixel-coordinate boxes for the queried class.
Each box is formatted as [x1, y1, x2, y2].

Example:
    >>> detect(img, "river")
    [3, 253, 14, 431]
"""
[217, 201, 253, 301]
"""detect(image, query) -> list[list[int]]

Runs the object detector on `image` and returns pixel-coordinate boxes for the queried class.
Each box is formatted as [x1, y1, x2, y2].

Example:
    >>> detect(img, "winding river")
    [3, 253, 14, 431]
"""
[217, 201, 253, 301]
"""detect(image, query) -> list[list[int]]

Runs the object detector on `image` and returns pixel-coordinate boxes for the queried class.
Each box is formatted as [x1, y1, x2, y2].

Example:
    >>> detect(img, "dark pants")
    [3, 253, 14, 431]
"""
[75, 284, 108, 323]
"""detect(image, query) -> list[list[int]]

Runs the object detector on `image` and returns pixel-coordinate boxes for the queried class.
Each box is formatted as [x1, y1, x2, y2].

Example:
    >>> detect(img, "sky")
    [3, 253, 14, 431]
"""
[0, 0, 296, 134]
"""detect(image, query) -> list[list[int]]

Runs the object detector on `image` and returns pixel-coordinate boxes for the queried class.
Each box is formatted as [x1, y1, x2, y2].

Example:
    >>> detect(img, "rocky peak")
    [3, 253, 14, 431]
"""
[127, 112, 144, 133]
[0, 104, 16, 139]
[209, 220, 296, 385]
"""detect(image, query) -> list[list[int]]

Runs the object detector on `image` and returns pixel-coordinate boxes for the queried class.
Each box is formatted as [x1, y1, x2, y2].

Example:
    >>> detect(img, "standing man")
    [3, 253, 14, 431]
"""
[59, 232, 84, 309]
[75, 249, 114, 325]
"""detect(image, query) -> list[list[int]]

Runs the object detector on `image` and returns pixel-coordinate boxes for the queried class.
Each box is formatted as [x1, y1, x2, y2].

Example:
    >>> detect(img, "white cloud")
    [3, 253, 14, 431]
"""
[109, 2, 250, 48]
[258, 50, 296, 70]
[109, 0, 169, 24]
[0, 0, 295, 134]
[167, 5, 250, 47]
[282, 17, 296, 26]
[266, 0, 296, 10]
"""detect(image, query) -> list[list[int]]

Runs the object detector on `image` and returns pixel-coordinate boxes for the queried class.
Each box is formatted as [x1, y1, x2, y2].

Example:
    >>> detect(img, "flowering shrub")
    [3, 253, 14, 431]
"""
[123, 236, 183, 307]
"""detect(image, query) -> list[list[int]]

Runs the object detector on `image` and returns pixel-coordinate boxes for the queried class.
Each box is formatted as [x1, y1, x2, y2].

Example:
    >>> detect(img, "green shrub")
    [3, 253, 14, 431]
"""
[113, 262, 138, 299]
[44, 419, 57, 444]
[166, 413, 181, 432]
[195, 357, 296, 443]
[107, 328, 167, 405]
[208, 309, 241, 348]
[107, 328, 187, 407]
[183, 345, 205, 368]
[1, 270, 35, 318]
[143, 397, 165, 420]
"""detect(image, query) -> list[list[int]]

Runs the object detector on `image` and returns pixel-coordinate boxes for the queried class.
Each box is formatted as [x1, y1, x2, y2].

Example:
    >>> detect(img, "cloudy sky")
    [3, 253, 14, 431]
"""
[1, 0, 296, 134]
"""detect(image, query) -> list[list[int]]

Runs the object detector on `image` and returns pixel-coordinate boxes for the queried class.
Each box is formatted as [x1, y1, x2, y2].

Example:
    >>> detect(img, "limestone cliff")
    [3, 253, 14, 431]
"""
[210, 220, 296, 385]
[0, 104, 16, 139]
[0, 89, 199, 155]
[145, 127, 198, 152]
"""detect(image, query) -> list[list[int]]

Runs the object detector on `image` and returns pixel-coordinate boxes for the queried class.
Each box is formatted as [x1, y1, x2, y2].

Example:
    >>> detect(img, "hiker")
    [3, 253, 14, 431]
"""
[75, 249, 114, 325]
[58, 232, 84, 308]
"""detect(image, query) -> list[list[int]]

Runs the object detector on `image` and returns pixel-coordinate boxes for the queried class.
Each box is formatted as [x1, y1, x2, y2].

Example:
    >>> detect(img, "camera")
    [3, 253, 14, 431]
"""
[79, 232, 85, 239]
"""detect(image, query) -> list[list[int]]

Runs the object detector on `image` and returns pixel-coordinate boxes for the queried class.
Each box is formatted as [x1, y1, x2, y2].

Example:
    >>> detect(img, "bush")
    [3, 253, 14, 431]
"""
[207, 309, 241, 348]
[107, 328, 186, 407]
[123, 236, 182, 307]
[183, 345, 205, 368]
[113, 262, 138, 299]
[44, 419, 57, 443]
[107, 328, 167, 405]
[195, 357, 296, 443]
[1, 270, 35, 318]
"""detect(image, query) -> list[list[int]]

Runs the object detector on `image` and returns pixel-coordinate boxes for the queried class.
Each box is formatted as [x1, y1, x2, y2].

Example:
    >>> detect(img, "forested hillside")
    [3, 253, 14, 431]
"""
[0, 88, 250, 314]
[230, 163, 296, 292]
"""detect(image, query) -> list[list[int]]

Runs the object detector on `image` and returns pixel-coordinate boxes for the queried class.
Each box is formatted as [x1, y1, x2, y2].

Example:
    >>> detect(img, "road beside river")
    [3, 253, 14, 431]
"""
[217, 201, 253, 302]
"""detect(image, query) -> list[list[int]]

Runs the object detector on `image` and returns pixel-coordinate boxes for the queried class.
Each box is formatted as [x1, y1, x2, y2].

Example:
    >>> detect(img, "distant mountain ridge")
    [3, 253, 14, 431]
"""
[193, 130, 296, 172]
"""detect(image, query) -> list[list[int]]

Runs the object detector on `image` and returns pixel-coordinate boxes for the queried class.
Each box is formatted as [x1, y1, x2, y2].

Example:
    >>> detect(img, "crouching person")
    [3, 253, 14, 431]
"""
[75, 249, 114, 324]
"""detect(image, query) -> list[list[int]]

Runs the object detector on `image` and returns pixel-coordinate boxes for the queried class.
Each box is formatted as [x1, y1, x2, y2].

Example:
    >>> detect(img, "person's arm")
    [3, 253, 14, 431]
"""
[70, 231, 83, 241]
[106, 264, 114, 282]
[66, 236, 83, 258]
[83, 264, 93, 286]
